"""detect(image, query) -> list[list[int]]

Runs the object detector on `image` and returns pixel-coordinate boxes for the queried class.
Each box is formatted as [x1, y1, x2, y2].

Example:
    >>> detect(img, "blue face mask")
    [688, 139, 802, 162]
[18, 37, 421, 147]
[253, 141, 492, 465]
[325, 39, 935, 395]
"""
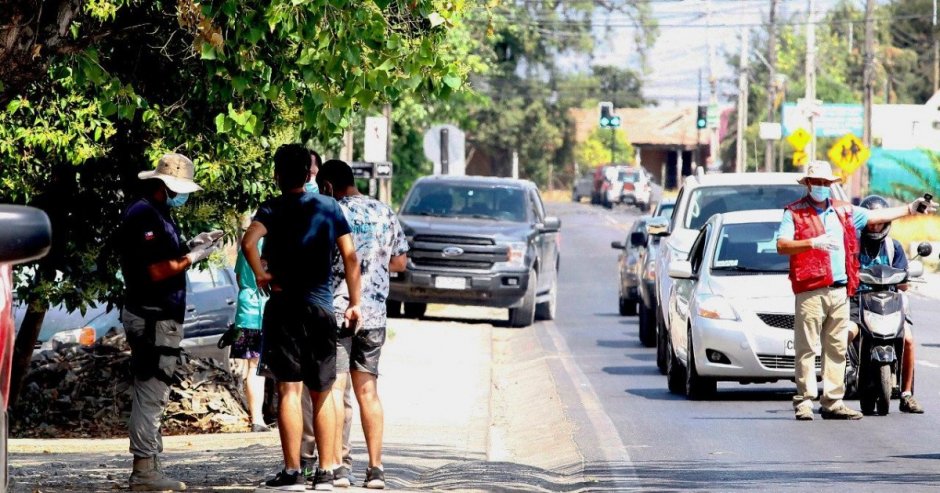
[166, 192, 189, 208]
[304, 182, 319, 194]
[809, 185, 831, 203]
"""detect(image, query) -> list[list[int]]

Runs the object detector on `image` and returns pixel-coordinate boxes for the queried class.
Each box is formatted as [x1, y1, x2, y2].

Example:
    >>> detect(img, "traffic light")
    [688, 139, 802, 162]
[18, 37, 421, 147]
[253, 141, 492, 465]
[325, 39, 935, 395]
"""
[599, 102, 620, 128]
[696, 105, 707, 129]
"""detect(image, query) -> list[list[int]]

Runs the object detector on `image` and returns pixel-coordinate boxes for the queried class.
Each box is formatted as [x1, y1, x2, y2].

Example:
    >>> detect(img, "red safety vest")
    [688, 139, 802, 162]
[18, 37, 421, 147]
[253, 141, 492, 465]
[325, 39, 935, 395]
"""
[785, 197, 860, 296]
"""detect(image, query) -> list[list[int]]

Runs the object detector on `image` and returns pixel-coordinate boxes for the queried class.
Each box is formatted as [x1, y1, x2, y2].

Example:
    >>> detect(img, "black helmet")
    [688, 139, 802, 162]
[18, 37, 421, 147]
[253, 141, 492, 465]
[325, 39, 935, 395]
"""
[859, 195, 891, 241]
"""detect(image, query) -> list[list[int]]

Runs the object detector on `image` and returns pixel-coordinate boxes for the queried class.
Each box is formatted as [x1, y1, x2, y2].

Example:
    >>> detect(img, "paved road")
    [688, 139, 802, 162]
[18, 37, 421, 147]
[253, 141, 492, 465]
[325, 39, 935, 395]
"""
[537, 200, 940, 491]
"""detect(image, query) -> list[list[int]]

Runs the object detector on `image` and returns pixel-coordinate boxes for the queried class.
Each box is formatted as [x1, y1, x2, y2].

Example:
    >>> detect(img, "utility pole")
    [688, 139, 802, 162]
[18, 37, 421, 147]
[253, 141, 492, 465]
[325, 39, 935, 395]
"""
[805, 0, 817, 162]
[764, 0, 779, 172]
[860, 0, 875, 197]
[736, 28, 750, 173]
[706, 0, 719, 169]
[933, 0, 938, 93]
[697, 68, 703, 169]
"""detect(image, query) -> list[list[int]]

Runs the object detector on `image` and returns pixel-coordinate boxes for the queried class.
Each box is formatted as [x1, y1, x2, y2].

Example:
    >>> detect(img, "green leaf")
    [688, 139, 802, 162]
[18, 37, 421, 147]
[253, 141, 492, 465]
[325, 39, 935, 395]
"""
[428, 13, 445, 28]
[215, 114, 227, 134]
[99, 101, 117, 117]
[375, 59, 395, 73]
[201, 43, 217, 60]
[443, 74, 461, 89]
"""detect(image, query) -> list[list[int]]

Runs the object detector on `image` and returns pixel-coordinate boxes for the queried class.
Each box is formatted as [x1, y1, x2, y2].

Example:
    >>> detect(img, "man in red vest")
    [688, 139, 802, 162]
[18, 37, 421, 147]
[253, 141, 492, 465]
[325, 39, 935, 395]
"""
[776, 161, 936, 421]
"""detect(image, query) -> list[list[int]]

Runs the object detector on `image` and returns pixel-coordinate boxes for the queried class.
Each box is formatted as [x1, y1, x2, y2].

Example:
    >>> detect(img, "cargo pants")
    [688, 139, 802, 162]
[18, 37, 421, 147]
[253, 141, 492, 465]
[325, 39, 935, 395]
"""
[123, 309, 183, 458]
[793, 286, 850, 412]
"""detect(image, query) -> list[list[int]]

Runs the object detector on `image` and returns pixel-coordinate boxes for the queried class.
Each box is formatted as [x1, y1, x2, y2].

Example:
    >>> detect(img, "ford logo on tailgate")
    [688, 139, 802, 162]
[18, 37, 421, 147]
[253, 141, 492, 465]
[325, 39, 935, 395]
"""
[442, 246, 464, 257]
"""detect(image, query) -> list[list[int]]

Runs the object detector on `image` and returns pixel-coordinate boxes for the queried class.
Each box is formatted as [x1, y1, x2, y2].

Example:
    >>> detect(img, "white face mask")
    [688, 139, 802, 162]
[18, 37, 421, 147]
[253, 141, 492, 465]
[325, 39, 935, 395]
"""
[304, 182, 318, 194]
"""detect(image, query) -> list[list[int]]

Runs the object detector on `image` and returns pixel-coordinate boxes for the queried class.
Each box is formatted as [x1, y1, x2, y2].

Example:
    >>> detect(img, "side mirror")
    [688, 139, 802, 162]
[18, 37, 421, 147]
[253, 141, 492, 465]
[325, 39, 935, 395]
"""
[541, 216, 561, 232]
[0, 205, 52, 264]
[916, 242, 933, 258]
[908, 260, 925, 279]
[668, 260, 695, 279]
[611, 241, 626, 250]
[647, 217, 670, 237]
[630, 231, 647, 247]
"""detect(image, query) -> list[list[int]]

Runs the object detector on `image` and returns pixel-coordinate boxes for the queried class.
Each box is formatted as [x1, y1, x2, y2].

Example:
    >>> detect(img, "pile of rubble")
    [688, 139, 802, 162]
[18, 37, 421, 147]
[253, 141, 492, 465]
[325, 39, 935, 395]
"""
[11, 334, 251, 438]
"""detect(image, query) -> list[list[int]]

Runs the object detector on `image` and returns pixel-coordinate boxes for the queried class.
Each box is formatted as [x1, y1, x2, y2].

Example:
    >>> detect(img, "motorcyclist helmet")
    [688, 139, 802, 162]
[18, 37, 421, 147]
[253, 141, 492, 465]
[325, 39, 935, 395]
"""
[859, 194, 891, 242]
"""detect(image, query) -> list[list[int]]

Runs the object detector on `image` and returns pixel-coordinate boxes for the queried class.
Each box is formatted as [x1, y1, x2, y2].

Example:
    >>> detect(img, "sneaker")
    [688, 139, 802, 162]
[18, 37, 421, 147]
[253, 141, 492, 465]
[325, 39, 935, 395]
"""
[364, 466, 385, 489]
[820, 406, 863, 420]
[313, 468, 334, 491]
[251, 423, 272, 433]
[333, 465, 351, 488]
[255, 469, 305, 492]
[794, 406, 814, 421]
[900, 394, 925, 414]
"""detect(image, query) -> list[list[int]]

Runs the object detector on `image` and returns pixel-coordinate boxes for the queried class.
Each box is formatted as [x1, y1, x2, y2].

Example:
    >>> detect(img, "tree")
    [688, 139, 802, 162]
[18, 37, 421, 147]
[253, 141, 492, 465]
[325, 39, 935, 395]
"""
[575, 128, 634, 169]
[0, 0, 473, 405]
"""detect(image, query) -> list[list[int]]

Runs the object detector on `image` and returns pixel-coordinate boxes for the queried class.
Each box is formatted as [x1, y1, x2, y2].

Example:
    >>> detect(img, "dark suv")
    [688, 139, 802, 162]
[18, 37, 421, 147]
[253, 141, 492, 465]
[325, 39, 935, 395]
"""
[389, 176, 561, 327]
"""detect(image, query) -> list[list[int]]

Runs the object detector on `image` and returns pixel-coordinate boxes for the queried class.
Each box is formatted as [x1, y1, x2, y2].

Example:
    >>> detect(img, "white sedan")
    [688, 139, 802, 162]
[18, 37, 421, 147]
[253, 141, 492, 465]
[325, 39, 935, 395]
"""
[664, 209, 821, 399]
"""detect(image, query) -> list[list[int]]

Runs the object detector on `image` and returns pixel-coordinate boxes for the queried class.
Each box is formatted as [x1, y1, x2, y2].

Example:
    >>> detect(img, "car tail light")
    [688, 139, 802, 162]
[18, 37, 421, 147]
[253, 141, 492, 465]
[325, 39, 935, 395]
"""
[623, 183, 635, 192]
[0, 264, 12, 409]
[79, 327, 96, 346]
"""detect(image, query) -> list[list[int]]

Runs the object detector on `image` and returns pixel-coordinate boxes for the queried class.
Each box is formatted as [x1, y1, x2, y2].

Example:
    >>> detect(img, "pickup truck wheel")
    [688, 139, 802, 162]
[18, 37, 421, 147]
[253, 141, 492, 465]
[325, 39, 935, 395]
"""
[386, 300, 402, 319]
[509, 269, 537, 328]
[535, 280, 557, 321]
[618, 297, 637, 316]
[403, 302, 426, 319]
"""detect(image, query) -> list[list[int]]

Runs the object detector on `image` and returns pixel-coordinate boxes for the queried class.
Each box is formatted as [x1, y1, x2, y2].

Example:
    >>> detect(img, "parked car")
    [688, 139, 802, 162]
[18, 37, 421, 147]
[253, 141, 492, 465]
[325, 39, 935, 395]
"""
[389, 175, 561, 327]
[0, 205, 52, 491]
[649, 171, 847, 373]
[36, 266, 237, 361]
[616, 167, 653, 212]
[571, 171, 594, 203]
[637, 198, 676, 348]
[664, 209, 822, 399]
[611, 217, 650, 316]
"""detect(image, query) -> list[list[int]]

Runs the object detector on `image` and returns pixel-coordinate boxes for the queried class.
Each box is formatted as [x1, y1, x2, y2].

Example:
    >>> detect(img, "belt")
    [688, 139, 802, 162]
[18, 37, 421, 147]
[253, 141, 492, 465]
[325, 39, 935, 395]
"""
[829, 281, 847, 288]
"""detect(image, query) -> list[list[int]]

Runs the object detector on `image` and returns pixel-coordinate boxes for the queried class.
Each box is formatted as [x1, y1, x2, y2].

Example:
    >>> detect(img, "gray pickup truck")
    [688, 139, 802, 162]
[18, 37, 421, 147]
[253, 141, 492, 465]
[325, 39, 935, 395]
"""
[388, 175, 561, 327]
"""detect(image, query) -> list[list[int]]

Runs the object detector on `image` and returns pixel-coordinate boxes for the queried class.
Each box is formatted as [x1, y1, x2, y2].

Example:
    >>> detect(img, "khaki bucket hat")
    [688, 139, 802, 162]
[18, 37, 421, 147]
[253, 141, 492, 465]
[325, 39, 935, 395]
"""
[138, 153, 203, 194]
[797, 160, 842, 185]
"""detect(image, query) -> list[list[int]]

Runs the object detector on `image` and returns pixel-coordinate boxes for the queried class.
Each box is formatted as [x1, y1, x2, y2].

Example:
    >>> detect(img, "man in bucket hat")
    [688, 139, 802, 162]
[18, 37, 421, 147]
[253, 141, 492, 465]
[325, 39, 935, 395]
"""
[118, 153, 222, 490]
[776, 161, 937, 421]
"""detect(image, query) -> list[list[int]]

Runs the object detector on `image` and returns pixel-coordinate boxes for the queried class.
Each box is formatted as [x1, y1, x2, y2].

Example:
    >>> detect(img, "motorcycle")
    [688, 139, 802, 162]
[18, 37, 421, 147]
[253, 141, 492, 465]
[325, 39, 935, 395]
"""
[845, 242, 932, 415]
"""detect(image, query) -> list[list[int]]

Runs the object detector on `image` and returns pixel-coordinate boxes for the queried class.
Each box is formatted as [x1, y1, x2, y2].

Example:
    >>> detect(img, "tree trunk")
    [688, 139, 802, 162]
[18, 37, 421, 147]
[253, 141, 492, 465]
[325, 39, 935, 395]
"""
[8, 302, 47, 408]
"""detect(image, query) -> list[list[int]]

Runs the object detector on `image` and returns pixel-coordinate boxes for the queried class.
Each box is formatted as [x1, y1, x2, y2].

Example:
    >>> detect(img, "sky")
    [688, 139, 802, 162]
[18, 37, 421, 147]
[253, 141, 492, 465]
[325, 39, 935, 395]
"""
[581, 0, 855, 107]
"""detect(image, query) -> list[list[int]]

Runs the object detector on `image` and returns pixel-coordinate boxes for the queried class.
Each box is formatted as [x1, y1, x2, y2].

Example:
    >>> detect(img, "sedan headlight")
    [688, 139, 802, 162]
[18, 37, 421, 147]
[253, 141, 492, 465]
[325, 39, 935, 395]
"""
[42, 326, 97, 350]
[695, 294, 739, 321]
[497, 241, 527, 269]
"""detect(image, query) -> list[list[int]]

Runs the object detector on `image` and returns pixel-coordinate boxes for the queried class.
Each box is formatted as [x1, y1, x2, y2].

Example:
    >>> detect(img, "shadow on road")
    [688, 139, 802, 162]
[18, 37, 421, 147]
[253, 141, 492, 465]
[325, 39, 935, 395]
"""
[626, 387, 795, 402]
[597, 339, 644, 349]
[603, 366, 662, 377]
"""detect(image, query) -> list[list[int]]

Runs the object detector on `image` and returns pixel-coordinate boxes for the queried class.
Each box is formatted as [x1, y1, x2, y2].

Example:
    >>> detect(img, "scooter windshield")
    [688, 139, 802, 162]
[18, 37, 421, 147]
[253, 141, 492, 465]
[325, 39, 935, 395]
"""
[858, 264, 908, 286]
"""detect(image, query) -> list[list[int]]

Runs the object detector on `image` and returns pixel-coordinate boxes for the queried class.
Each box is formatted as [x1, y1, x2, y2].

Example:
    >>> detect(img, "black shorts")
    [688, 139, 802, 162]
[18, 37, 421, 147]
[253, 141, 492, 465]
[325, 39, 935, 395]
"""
[261, 295, 338, 391]
[337, 327, 386, 376]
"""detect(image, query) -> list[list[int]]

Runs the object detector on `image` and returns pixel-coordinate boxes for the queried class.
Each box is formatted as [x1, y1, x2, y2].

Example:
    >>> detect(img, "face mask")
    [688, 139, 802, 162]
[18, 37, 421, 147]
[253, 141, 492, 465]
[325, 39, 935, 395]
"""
[809, 185, 830, 203]
[167, 192, 189, 208]
[304, 182, 319, 194]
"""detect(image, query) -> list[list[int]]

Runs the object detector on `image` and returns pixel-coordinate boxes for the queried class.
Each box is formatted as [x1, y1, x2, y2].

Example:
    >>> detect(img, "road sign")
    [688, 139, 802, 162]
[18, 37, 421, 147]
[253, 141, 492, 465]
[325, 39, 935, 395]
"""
[792, 150, 809, 166]
[827, 133, 870, 174]
[423, 124, 466, 176]
[707, 103, 719, 129]
[363, 116, 388, 163]
[781, 102, 864, 137]
[786, 128, 811, 150]
[759, 122, 782, 140]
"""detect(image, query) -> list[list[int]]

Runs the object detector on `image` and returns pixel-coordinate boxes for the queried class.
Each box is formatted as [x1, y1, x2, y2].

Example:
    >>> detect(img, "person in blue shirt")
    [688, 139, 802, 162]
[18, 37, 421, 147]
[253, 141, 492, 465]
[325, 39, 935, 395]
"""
[848, 195, 923, 414]
[232, 235, 270, 432]
[242, 144, 361, 491]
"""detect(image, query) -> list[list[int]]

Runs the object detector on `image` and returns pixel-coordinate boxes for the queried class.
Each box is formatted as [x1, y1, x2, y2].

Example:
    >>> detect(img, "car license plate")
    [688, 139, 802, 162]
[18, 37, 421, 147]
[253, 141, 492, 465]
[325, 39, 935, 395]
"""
[435, 276, 466, 290]
[785, 339, 795, 357]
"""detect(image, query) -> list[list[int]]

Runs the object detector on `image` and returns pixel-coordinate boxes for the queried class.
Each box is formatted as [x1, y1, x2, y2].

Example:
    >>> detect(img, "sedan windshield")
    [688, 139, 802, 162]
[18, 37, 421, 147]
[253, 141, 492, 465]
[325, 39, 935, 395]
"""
[685, 185, 806, 230]
[711, 222, 789, 274]
[401, 183, 528, 222]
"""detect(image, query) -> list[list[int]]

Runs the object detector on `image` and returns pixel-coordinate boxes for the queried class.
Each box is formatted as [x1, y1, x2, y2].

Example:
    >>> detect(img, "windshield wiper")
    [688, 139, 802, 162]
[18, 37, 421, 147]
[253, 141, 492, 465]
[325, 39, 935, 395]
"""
[412, 211, 451, 217]
[712, 265, 788, 273]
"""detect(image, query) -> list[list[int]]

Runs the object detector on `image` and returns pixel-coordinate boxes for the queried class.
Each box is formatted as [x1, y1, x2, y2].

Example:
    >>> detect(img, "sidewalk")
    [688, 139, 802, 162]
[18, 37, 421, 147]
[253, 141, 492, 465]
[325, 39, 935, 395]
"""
[9, 306, 583, 492]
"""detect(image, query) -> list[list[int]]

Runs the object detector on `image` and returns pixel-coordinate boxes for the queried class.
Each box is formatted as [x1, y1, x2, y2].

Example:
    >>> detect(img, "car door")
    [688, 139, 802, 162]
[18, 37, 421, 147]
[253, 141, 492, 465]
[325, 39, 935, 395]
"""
[185, 267, 237, 338]
[670, 225, 709, 363]
[529, 189, 557, 293]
